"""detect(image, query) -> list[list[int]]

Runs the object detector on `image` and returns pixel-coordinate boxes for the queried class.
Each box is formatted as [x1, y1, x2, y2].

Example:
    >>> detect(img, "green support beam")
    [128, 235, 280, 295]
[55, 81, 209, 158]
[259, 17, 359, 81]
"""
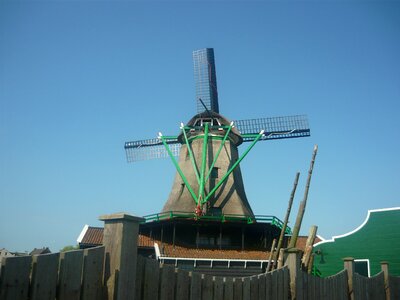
[181, 123, 201, 185]
[198, 123, 209, 204]
[159, 133, 199, 205]
[202, 130, 265, 204]
[205, 122, 233, 182]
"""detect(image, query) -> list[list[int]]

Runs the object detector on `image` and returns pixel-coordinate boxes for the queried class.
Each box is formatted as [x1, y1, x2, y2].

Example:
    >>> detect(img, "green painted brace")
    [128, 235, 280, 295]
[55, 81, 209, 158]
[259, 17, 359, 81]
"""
[202, 130, 265, 204]
[181, 123, 201, 185]
[159, 134, 199, 205]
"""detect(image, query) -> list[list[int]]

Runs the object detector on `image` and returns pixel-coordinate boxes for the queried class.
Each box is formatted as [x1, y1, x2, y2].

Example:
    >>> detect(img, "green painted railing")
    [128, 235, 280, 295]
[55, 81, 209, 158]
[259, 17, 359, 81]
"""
[141, 211, 292, 234]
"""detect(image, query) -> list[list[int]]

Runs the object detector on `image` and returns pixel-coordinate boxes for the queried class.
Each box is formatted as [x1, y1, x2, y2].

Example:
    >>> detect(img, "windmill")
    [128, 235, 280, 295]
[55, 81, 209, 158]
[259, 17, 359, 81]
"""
[125, 48, 310, 218]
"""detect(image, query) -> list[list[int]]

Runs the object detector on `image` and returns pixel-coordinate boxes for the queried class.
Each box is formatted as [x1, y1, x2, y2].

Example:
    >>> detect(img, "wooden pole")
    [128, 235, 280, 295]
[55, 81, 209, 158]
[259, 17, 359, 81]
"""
[100, 213, 144, 300]
[289, 145, 318, 248]
[343, 257, 355, 300]
[301, 225, 318, 270]
[381, 261, 390, 300]
[273, 172, 300, 268]
[266, 238, 276, 273]
[285, 248, 302, 300]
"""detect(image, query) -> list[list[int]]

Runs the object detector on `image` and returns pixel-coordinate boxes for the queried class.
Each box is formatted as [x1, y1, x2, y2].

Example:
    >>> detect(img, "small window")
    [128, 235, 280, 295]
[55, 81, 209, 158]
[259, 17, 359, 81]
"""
[355, 259, 370, 277]
[210, 167, 219, 179]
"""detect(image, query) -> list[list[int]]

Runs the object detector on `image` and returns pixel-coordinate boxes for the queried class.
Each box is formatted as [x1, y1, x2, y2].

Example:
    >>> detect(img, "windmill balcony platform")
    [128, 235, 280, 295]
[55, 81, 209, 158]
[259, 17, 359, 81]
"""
[141, 211, 292, 234]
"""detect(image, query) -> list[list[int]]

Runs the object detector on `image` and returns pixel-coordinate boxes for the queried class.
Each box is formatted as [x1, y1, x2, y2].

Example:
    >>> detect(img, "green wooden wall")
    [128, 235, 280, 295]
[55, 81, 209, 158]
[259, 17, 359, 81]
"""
[313, 208, 400, 277]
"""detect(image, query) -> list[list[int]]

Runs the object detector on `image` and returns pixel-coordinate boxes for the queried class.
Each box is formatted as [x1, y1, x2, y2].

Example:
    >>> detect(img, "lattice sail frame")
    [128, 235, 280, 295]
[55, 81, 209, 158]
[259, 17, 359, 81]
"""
[124, 114, 310, 162]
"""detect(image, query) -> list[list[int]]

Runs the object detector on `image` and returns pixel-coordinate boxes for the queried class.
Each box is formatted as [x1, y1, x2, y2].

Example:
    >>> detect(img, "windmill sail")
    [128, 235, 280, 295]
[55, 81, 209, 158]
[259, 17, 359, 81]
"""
[235, 115, 310, 142]
[124, 114, 310, 162]
[193, 48, 219, 114]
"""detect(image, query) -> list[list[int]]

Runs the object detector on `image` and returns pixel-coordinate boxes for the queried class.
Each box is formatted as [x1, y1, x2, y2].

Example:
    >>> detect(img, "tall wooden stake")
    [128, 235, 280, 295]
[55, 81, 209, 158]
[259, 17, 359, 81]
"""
[266, 238, 277, 272]
[273, 172, 300, 268]
[289, 145, 318, 248]
[302, 225, 318, 270]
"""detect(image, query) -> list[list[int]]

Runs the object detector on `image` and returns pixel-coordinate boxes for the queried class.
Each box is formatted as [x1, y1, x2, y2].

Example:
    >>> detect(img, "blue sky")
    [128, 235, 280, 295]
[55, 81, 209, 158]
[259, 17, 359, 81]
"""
[1, 1, 399, 253]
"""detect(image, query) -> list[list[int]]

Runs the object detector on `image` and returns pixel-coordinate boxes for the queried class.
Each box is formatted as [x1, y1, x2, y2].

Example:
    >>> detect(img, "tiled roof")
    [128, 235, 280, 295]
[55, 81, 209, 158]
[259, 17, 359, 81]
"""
[77, 226, 321, 260]
[160, 242, 270, 260]
[77, 226, 154, 248]
[295, 236, 322, 251]
[29, 247, 51, 255]
[78, 226, 103, 246]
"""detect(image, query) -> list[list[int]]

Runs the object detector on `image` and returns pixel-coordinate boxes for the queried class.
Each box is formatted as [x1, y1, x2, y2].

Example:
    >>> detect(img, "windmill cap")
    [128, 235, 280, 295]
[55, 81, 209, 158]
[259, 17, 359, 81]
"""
[178, 111, 243, 146]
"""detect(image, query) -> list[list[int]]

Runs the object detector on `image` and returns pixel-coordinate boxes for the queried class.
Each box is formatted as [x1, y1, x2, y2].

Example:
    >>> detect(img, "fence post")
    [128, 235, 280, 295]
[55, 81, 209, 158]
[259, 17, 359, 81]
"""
[381, 261, 390, 300]
[284, 248, 302, 300]
[343, 257, 355, 300]
[100, 212, 145, 300]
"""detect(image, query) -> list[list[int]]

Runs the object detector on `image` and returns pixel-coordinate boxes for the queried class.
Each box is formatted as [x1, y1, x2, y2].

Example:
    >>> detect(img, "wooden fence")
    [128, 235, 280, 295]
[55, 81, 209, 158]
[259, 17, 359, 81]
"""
[0, 246, 104, 300]
[135, 255, 290, 300]
[1, 213, 399, 300]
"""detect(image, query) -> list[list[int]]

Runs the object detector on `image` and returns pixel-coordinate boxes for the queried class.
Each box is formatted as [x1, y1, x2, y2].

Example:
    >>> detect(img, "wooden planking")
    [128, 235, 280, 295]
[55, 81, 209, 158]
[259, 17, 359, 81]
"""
[190, 272, 202, 300]
[176, 269, 191, 300]
[201, 274, 213, 300]
[271, 269, 279, 300]
[368, 272, 385, 300]
[81, 246, 105, 300]
[159, 264, 176, 300]
[354, 272, 386, 300]
[58, 249, 84, 300]
[276, 266, 285, 300]
[135, 255, 145, 300]
[143, 258, 160, 300]
[389, 275, 400, 300]
[0, 256, 32, 300]
[282, 267, 290, 300]
[257, 273, 266, 300]
[213, 276, 224, 300]
[242, 277, 250, 300]
[223, 277, 234, 300]
[30, 253, 60, 300]
[233, 277, 242, 300]
[249, 275, 259, 300]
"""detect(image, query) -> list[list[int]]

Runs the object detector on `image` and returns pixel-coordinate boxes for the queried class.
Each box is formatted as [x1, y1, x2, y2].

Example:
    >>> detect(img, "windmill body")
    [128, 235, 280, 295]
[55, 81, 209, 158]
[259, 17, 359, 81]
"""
[162, 111, 254, 217]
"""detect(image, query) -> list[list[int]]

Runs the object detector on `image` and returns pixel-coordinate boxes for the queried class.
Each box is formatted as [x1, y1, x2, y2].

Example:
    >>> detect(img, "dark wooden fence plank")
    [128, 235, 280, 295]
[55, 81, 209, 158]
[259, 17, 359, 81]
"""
[389, 275, 400, 300]
[202, 275, 213, 300]
[297, 269, 305, 300]
[265, 272, 272, 298]
[224, 277, 234, 300]
[81, 246, 105, 300]
[176, 269, 191, 300]
[58, 249, 84, 300]
[190, 272, 202, 300]
[0, 256, 32, 300]
[276, 267, 284, 300]
[159, 264, 176, 300]
[30, 252, 59, 300]
[369, 272, 385, 300]
[283, 267, 290, 300]
[135, 255, 145, 300]
[271, 269, 279, 300]
[213, 276, 224, 299]
[250, 275, 259, 300]
[257, 274, 266, 300]
[233, 277, 243, 300]
[143, 258, 160, 300]
[242, 277, 250, 300]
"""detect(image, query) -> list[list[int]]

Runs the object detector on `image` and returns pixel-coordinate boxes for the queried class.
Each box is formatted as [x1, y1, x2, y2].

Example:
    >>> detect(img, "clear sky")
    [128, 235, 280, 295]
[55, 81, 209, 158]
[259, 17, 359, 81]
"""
[1, 0, 399, 253]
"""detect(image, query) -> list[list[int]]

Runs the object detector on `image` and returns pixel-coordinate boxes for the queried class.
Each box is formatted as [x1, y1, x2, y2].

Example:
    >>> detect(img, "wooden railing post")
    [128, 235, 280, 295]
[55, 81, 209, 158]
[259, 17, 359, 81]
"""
[285, 248, 302, 300]
[343, 257, 355, 300]
[100, 213, 144, 300]
[381, 261, 390, 300]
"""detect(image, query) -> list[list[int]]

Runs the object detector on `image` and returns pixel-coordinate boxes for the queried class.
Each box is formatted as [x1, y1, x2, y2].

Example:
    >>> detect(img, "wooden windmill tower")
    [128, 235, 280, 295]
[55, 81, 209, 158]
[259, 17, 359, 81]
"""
[124, 49, 310, 275]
